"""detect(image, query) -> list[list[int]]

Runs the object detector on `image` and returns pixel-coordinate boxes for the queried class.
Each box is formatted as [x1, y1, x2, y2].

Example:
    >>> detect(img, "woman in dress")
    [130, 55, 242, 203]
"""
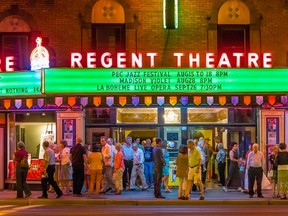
[269, 145, 279, 198]
[162, 141, 171, 192]
[59, 140, 71, 195]
[175, 145, 188, 199]
[275, 143, 288, 199]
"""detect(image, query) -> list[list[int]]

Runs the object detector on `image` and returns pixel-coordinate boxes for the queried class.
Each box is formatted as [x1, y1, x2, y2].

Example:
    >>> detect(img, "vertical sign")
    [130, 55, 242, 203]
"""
[62, 119, 76, 147]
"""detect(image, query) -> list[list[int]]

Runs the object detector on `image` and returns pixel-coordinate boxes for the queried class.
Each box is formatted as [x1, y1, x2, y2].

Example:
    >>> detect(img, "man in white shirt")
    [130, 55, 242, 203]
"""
[107, 138, 117, 169]
[122, 136, 134, 190]
[38, 141, 63, 199]
[246, 143, 265, 198]
[101, 136, 115, 193]
[130, 143, 148, 190]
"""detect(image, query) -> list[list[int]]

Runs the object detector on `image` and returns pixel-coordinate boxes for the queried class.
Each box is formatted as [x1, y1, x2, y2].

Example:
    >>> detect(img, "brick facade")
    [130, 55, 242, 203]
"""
[0, 0, 287, 67]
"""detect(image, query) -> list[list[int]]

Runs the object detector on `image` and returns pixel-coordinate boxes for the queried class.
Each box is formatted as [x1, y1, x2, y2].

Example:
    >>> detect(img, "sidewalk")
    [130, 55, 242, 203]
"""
[1, 184, 287, 206]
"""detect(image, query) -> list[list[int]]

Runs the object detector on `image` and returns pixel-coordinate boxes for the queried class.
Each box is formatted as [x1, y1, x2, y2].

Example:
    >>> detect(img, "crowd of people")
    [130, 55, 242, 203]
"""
[13, 136, 288, 200]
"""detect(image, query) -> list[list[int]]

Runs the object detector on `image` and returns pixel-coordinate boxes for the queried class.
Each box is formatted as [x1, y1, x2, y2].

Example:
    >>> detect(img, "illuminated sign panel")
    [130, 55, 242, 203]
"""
[0, 71, 41, 96]
[30, 37, 50, 71]
[44, 68, 288, 94]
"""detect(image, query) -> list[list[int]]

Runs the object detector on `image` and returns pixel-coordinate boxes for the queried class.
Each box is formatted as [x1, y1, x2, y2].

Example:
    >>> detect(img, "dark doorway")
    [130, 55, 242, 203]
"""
[218, 25, 250, 67]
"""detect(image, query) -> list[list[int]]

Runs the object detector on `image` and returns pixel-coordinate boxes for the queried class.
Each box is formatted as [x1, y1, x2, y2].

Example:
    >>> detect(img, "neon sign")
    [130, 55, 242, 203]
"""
[70, 52, 272, 68]
[44, 68, 287, 94]
[30, 37, 50, 70]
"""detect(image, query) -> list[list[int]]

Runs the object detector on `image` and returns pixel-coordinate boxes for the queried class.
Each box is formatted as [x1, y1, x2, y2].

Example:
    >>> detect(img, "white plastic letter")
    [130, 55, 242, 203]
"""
[87, 52, 96, 68]
[233, 53, 244, 68]
[263, 53, 272, 68]
[248, 53, 259, 68]
[147, 53, 158, 68]
[101, 52, 112, 68]
[174, 53, 184, 68]
[131, 53, 143, 68]
[189, 53, 200, 68]
[117, 52, 126, 68]
[71, 53, 83, 68]
[206, 53, 215, 68]
[6, 56, 14, 71]
[217, 53, 231, 68]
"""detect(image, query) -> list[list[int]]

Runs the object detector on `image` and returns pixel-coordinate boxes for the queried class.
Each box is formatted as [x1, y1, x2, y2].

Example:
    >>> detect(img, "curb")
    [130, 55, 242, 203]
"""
[2, 198, 287, 206]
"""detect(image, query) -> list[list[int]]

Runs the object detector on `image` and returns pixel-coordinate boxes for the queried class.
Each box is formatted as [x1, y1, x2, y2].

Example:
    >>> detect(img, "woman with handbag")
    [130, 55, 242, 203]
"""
[13, 141, 32, 199]
[269, 145, 279, 198]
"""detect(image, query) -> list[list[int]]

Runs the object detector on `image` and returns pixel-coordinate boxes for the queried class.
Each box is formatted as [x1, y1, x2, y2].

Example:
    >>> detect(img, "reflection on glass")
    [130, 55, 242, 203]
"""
[117, 108, 157, 124]
[164, 108, 181, 124]
[187, 108, 228, 124]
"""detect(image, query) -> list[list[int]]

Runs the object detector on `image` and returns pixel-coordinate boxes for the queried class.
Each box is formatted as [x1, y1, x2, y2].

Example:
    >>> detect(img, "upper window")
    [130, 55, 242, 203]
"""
[0, 16, 31, 71]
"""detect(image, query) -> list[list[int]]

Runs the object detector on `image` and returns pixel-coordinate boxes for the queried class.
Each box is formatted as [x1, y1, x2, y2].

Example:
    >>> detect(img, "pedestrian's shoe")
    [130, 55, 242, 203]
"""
[237, 187, 244, 192]
[199, 196, 205, 200]
[142, 186, 148, 191]
[165, 189, 172, 193]
[38, 195, 48, 199]
[249, 195, 253, 198]
[25, 193, 32, 198]
[115, 191, 121, 195]
[56, 192, 63, 198]
[105, 188, 112, 193]
[280, 196, 287, 200]
[182, 197, 189, 200]
[155, 195, 165, 199]
[257, 195, 264, 198]
[223, 187, 228, 192]
[178, 196, 184, 200]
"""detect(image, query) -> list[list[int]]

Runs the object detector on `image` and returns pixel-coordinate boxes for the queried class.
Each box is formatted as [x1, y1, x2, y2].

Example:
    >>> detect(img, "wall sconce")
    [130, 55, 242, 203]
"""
[163, 0, 178, 29]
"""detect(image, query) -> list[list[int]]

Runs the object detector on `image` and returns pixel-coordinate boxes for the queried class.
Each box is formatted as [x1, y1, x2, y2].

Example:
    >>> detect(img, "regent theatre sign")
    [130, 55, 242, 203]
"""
[3, 49, 288, 95]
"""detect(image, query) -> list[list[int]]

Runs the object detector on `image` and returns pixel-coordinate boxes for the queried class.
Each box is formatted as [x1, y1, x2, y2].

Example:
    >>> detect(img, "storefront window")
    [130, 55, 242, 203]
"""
[234, 108, 254, 123]
[13, 112, 56, 159]
[187, 108, 228, 124]
[163, 108, 181, 124]
[86, 108, 110, 124]
[116, 108, 157, 124]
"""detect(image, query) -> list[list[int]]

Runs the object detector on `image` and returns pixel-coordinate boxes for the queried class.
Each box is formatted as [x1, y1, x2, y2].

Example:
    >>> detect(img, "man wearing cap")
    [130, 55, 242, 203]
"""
[130, 143, 148, 190]
[184, 139, 204, 200]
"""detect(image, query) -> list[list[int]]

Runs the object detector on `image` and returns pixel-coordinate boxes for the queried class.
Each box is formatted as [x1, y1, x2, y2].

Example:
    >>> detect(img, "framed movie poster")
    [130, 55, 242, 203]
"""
[266, 117, 279, 145]
[62, 119, 76, 147]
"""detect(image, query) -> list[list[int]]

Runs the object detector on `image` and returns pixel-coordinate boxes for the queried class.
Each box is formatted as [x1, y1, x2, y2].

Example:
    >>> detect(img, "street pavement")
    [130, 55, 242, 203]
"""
[0, 182, 287, 206]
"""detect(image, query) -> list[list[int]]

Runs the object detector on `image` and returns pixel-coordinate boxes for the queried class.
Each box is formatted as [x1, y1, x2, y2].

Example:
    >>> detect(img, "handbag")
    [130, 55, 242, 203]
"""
[267, 170, 273, 179]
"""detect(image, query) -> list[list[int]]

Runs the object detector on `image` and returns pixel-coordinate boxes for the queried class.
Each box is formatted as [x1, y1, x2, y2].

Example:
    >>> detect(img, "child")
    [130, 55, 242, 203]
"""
[175, 145, 189, 199]
[113, 143, 125, 195]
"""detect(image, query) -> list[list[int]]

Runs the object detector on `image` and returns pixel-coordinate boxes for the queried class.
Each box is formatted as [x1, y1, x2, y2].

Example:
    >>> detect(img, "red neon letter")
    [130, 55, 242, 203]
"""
[248, 53, 259, 68]
[87, 52, 96, 68]
[263, 53, 272, 68]
[233, 53, 244, 68]
[131, 53, 142, 68]
[6, 56, 14, 71]
[71, 53, 83, 68]
[188, 53, 200, 68]
[147, 53, 158, 68]
[101, 52, 112, 68]
[117, 52, 126, 68]
[206, 53, 215, 68]
[174, 53, 184, 68]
